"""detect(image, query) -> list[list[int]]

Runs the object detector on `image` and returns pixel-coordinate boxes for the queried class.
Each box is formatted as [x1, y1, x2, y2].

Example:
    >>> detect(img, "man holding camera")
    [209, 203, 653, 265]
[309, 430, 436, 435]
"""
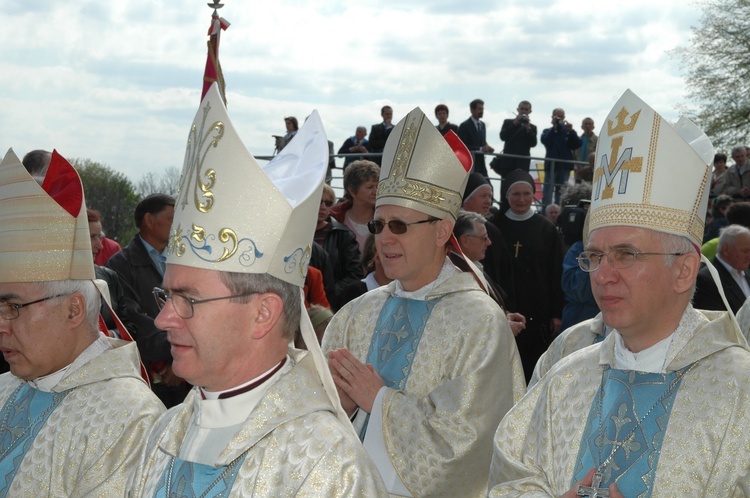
[541, 108, 582, 206]
[494, 100, 538, 177]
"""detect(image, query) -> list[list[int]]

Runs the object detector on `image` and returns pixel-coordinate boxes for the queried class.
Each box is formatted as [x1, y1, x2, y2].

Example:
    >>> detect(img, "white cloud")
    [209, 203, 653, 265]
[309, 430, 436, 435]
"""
[0, 0, 702, 184]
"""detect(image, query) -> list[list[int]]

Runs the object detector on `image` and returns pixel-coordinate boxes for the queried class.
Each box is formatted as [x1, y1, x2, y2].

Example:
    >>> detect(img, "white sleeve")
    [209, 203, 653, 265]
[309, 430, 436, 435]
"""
[363, 387, 412, 497]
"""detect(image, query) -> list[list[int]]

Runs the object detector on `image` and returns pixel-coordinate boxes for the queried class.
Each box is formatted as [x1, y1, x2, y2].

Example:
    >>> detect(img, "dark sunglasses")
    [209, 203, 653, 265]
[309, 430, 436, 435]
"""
[320, 200, 334, 207]
[367, 217, 439, 235]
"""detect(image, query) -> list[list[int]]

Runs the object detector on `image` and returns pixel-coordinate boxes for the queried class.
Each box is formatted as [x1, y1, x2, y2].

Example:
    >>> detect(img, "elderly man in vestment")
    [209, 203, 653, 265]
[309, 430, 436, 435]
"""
[489, 90, 750, 497]
[0, 148, 164, 495]
[128, 82, 386, 496]
[323, 108, 525, 497]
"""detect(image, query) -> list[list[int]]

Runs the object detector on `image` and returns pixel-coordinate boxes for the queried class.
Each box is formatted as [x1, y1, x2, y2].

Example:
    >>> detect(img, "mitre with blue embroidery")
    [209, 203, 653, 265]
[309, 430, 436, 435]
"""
[168, 82, 327, 287]
[0, 148, 94, 283]
[588, 89, 713, 247]
[376, 107, 473, 221]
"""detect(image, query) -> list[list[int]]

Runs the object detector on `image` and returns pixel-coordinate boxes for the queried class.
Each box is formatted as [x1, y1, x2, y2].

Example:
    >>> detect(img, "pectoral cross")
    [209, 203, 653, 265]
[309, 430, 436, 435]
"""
[576, 471, 610, 498]
[513, 241, 522, 258]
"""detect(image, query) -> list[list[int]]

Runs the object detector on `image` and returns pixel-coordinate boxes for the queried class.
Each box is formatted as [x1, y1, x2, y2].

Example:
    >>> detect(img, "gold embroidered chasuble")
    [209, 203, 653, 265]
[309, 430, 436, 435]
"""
[489, 308, 750, 496]
[0, 338, 164, 496]
[528, 313, 606, 389]
[323, 272, 525, 497]
[129, 348, 387, 497]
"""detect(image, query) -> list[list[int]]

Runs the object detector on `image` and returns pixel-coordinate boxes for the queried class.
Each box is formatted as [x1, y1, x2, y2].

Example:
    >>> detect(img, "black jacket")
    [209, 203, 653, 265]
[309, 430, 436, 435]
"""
[95, 265, 136, 335]
[317, 218, 364, 310]
[106, 234, 170, 365]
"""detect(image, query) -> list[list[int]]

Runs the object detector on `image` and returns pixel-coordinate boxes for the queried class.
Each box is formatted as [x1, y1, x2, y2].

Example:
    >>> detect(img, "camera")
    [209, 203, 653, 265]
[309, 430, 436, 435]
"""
[520, 114, 529, 124]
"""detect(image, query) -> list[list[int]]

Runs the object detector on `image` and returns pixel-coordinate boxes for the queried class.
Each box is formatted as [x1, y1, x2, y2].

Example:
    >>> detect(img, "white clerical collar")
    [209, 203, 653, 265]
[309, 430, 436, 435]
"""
[195, 357, 291, 428]
[29, 335, 112, 391]
[504, 209, 535, 221]
[394, 258, 457, 300]
[613, 330, 674, 373]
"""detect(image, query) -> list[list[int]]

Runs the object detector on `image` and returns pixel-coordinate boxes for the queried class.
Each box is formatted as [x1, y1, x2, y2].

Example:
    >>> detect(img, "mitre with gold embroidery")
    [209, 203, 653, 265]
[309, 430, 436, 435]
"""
[376, 107, 472, 220]
[0, 148, 94, 283]
[167, 82, 327, 287]
[588, 89, 713, 247]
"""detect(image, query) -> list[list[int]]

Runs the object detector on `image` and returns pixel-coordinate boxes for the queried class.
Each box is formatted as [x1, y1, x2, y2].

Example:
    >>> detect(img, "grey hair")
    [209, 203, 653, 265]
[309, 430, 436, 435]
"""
[731, 145, 747, 158]
[454, 211, 487, 239]
[39, 280, 100, 332]
[654, 232, 698, 299]
[560, 182, 592, 207]
[654, 232, 696, 266]
[219, 272, 300, 341]
[717, 224, 750, 254]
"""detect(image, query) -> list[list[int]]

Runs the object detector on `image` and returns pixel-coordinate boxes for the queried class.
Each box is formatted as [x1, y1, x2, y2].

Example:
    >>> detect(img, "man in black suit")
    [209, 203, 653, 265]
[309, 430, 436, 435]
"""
[368, 105, 393, 165]
[458, 98, 494, 177]
[495, 100, 537, 176]
[107, 193, 189, 407]
[694, 224, 750, 313]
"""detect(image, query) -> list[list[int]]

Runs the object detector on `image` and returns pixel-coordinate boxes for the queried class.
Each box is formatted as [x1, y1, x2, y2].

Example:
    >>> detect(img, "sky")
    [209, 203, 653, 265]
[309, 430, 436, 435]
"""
[0, 0, 704, 186]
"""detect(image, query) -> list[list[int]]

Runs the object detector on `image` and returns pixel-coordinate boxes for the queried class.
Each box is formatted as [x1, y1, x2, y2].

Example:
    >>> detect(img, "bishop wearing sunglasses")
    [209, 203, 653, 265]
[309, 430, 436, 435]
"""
[323, 107, 525, 497]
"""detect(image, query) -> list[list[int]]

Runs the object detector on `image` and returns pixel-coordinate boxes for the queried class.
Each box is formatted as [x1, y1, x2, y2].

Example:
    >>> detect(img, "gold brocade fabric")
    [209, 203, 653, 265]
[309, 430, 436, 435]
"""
[323, 273, 526, 498]
[0, 339, 164, 496]
[129, 349, 387, 497]
[489, 308, 750, 497]
[528, 313, 605, 389]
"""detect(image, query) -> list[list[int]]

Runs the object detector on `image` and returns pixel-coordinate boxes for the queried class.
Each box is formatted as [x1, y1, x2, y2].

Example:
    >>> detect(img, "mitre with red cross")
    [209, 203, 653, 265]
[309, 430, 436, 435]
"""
[588, 89, 713, 247]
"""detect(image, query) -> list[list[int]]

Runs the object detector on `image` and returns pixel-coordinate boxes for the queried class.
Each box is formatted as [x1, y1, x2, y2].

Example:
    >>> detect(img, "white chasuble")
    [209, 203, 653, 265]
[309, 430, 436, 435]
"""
[323, 268, 526, 497]
[0, 338, 164, 496]
[489, 307, 750, 496]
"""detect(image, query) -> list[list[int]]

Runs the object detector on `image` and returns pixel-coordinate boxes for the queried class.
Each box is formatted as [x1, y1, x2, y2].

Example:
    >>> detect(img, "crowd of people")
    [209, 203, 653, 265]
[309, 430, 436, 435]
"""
[1, 83, 750, 497]
[280, 98, 599, 201]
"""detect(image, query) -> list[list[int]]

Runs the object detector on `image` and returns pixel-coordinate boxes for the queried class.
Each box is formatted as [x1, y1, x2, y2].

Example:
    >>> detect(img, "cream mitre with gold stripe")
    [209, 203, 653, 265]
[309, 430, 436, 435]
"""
[376, 107, 473, 221]
[0, 148, 94, 283]
[588, 89, 713, 248]
[168, 81, 352, 428]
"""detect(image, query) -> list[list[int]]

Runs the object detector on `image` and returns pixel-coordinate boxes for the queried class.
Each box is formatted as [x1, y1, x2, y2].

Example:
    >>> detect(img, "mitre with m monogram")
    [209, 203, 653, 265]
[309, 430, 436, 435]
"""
[588, 89, 713, 247]
[376, 107, 472, 221]
[167, 82, 327, 287]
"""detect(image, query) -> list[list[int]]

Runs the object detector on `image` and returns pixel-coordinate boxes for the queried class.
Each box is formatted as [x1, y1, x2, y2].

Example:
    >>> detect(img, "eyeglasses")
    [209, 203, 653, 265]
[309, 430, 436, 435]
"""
[467, 233, 489, 241]
[577, 249, 687, 272]
[320, 200, 333, 207]
[153, 287, 258, 319]
[367, 217, 439, 235]
[0, 294, 70, 321]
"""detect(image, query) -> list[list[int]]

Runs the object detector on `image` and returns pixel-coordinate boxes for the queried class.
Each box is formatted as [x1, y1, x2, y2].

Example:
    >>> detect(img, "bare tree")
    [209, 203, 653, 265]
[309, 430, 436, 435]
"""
[674, 0, 750, 150]
[135, 166, 181, 197]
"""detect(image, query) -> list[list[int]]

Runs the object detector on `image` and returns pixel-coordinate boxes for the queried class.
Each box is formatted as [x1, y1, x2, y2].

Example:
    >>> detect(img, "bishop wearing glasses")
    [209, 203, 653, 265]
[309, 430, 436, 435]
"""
[0, 149, 164, 495]
[322, 107, 525, 497]
[489, 90, 750, 496]
[128, 82, 386, 497]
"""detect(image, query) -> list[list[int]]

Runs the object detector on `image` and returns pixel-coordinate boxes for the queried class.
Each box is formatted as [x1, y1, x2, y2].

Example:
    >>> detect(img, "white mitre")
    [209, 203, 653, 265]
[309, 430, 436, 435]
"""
[168, 82, 352, 428]
[589, 89, 747, 346]
[168, 83, 326, 286]
[0, 148, 94, 283]
[588, 89, 713, 248]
